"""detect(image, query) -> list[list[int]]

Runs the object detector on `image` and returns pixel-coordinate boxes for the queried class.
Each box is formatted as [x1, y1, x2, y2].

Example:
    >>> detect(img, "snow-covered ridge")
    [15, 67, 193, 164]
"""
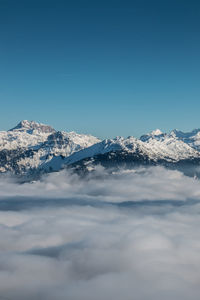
[0, 120, 101, 173]
[1, 121, 200, 174]
[10, 120, 55, 133]
[45, 133, 200, 171]
[1, 120, 100, 151]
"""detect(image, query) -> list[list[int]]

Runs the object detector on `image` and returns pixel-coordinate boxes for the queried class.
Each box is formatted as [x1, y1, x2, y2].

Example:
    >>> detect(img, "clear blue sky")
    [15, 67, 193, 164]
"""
[0, 0, 200, 138]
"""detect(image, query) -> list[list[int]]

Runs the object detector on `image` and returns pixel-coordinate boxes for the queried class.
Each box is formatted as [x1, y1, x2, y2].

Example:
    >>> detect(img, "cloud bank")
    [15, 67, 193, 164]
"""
[0, 167, 200, 300]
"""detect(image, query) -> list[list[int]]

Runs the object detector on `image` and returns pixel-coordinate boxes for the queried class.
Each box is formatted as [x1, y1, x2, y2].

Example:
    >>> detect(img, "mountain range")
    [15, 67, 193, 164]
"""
[1, 120, 200, 178]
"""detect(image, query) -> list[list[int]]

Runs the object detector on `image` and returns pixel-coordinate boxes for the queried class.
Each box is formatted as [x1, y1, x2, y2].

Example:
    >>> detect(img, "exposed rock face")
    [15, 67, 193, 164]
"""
[0, 120, 100, 174]
[1, 121, 200, 178]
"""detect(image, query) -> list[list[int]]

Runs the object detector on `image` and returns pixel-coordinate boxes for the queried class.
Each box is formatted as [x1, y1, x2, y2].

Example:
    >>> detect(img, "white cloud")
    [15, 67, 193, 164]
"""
[0, 167, 200, 299]
[0, 166, 200, 202]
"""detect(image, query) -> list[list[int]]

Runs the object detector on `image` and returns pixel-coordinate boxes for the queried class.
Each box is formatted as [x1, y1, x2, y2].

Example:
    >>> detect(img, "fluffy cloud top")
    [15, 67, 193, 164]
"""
[0, 167, 200, 300]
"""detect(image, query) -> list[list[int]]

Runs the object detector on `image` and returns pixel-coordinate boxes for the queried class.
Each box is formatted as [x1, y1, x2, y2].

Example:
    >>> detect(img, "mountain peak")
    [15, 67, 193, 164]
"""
[9, 120, 55, 133]
[171, 128, 200, 138]
[140, 129, 164, 142]
[150, 129, 163, 136]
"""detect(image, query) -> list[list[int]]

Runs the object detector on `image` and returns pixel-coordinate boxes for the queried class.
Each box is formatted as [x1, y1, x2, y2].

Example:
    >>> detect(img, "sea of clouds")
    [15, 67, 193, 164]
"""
[0, 166, 200, 300]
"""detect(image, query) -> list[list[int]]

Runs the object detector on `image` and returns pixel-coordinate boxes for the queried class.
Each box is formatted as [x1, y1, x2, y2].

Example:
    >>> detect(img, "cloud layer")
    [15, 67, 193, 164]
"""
[0, 167, 200, 300]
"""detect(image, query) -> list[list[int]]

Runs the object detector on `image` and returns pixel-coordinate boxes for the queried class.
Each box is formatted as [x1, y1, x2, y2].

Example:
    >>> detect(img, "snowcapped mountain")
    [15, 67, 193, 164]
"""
[10, 120, 55, 133]
[0, 120, 100, 174]
[139, 129, 200, 161]
[1, 120, 200, 176]
[170, 129, 200, 151]
[43, 132, 200, 173]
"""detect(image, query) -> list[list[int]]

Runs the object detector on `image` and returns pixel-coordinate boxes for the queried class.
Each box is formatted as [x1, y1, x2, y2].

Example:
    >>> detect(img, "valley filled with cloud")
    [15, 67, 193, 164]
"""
[0, 167, 200, 300]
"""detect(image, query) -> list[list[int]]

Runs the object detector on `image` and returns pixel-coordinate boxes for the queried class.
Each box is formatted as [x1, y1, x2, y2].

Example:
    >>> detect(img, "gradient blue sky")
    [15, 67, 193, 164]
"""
[0, 0, 200, 138]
